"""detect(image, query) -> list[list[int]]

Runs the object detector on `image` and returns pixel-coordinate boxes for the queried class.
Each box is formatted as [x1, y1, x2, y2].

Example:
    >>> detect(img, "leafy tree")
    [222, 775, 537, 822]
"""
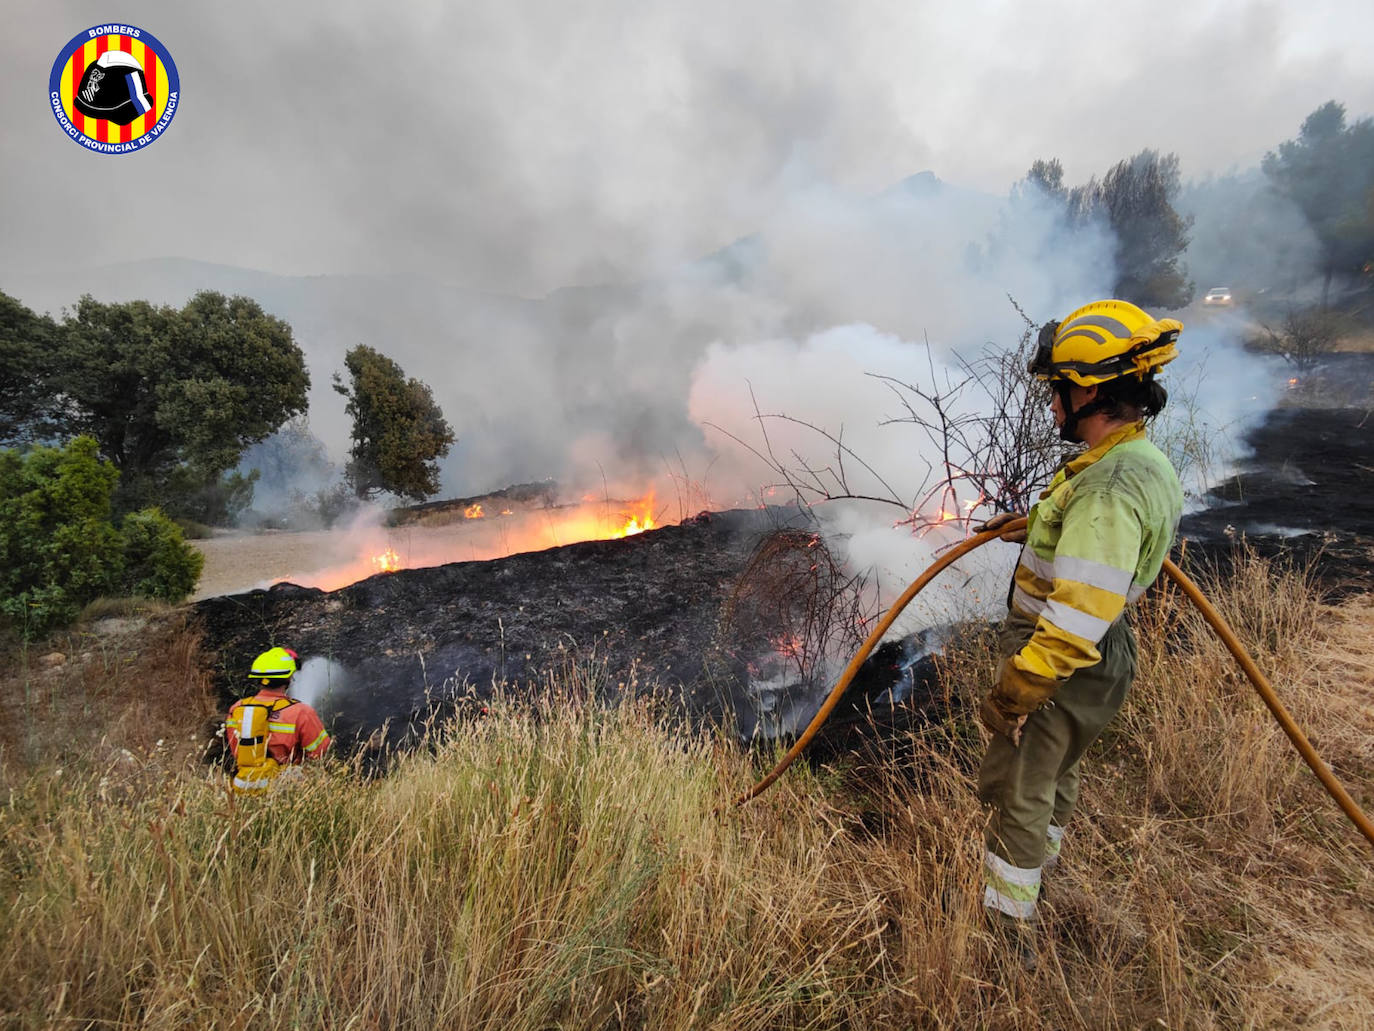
[1098, 151, 1194, 309]
[1020, 158, 1066, 200]
[1177, 170, 1324, 306]
[56, 290, 309, 516]
[332, 344, 454, 501]
[239, 416, 336, 496]
[0, 437, 202, 637]
[237, 417, 354, 529]
[164, 466, 259, 527]
[0, 437, 121, 633]
[0, 290, 60, 443]
[1019, 150, 1194, 309]
[1263, 101, 1374, 304]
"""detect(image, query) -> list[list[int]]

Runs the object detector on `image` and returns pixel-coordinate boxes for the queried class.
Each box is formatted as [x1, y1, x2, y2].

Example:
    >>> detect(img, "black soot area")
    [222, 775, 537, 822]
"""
[195, 507, 949, 765]
[1179, 355, 1374, 598]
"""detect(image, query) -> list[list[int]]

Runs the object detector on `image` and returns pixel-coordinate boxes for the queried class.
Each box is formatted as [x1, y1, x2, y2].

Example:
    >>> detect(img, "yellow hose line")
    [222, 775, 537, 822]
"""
[734, 517, 1374, 854]
[732, 522, 1013, 807]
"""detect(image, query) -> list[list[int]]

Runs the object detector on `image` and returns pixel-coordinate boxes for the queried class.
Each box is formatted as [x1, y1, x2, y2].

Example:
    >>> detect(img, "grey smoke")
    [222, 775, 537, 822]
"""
[1, 0, 1355, 606]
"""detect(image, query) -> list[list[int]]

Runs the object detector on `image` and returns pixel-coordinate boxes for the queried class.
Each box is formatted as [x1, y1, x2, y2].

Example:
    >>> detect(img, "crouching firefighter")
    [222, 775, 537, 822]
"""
[976, 300, 1183, 928]
[225, 647, 331, 794]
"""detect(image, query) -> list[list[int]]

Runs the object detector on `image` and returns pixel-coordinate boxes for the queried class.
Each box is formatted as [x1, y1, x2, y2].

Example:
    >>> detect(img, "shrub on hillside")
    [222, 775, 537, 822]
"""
[118, 508, 204, 602]
[0, 438, 202, 637]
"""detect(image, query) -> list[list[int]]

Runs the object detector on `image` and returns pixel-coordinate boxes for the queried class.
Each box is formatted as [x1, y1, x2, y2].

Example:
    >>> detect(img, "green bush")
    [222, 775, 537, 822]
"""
[119, 508, 204, 601]
[0, 438, 202, 637]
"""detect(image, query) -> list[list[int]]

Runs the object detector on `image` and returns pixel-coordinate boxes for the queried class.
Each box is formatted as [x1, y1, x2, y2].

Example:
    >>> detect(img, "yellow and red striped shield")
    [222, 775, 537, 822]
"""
[49, 25, 180, 154]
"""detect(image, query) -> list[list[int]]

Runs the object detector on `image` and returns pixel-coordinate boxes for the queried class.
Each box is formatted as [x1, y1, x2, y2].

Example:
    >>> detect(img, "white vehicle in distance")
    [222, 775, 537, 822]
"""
[1202, 286, 1234, 306]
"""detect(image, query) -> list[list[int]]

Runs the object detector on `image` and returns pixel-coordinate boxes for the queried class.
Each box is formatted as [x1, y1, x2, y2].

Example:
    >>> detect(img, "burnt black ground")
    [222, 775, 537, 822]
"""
[1178, 356, 1374, 598]
[196, 507, 848, 757]
[196, 354, 1374, 760]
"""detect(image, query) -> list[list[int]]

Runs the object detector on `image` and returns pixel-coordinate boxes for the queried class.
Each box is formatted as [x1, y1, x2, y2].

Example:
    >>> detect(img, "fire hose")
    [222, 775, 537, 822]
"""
[733, 516, 1374, 853]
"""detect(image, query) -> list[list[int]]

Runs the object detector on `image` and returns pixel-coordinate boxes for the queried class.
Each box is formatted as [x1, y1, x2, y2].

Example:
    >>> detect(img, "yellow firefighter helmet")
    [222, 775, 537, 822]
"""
[249, 647, 298, 682]
[1030, 299, 1181, 386]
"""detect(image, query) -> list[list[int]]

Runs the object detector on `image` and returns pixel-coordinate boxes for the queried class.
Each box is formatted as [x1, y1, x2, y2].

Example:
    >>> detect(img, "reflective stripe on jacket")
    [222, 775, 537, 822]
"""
[225, 690, 331, 766]
[1010, 420, 1182, 686]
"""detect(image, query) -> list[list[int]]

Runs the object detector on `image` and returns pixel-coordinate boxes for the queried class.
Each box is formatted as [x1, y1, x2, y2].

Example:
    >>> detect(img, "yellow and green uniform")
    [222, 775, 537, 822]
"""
[980, 420, 1182, 919]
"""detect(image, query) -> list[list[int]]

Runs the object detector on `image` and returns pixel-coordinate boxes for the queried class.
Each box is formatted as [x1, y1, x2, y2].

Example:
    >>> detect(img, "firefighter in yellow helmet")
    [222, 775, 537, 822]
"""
[975, 300, 1184, 942]
[224, 647, 331, 793]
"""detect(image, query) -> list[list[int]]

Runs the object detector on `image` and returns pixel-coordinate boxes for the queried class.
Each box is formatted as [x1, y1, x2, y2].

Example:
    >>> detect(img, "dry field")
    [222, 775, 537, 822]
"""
[2, 546, 1372, 1030]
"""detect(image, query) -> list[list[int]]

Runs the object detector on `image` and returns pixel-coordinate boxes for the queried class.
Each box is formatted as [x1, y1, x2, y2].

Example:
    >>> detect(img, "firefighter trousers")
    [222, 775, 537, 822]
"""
[977, 613, 1137, 873]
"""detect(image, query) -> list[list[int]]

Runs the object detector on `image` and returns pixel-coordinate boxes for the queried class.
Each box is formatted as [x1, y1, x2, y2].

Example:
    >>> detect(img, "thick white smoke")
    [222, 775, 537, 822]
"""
[675, 173, 1290, 629]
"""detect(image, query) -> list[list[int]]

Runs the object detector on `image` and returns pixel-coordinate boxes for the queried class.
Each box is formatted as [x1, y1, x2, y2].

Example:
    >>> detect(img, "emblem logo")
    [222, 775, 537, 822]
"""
[49, 24, 179, 154]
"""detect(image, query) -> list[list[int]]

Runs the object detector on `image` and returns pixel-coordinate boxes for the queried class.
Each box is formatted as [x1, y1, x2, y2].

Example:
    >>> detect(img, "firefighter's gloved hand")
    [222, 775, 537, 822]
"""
[997, 660, 1057, 713]
[979, 692, 1028, 745]
[974, 512, 1027, 543]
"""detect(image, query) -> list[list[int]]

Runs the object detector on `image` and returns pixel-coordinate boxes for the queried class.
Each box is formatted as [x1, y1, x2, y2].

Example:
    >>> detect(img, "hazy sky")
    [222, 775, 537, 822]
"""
[4, 0, 1373, 295]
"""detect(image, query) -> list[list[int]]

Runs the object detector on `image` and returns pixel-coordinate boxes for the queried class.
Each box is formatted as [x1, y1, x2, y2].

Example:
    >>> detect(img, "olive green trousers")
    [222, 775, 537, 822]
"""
[977, 613, 1138, 872]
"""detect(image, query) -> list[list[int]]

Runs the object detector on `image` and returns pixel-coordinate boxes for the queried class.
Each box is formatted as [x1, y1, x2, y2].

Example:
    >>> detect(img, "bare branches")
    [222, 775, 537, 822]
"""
[708, 313, 1061, 536]
[721, 528, 873, 689]
[702, 382, 916, 513]
[1253, 308, 1350, 371]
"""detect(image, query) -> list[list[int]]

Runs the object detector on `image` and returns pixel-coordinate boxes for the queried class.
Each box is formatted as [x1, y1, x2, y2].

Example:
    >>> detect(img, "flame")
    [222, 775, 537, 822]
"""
[774, 633, 805, 659]
[372, 547, 401, 573]
[284, 489, 666, 595]
[610, 493, 657, 538]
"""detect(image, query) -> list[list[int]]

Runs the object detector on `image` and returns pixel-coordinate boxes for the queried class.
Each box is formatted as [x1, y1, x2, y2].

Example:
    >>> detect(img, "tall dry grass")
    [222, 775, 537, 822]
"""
[2, 545, 1372, 1029]
[0, 610, 218, 788]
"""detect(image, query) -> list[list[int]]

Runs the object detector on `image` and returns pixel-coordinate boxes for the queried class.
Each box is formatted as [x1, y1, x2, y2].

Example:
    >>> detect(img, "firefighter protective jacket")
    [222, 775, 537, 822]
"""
[998, 420, 1182, 713]
[225, 689, 331, 766]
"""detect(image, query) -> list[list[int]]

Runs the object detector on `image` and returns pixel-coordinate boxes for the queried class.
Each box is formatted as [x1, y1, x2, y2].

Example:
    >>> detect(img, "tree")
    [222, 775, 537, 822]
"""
[1021, 158, 1066, 201]
[0, 437, 203, 637]
[1263, 101, 1374, 305]
[238, 417, 354, 529]
[1016, 151, 1194, 309]
[1097, 151, 1194, 308]
[332, 344, 454, 501]
[1253, 308, 1348, 371]
[0, 290, 60, 444]
[56, 291, 310, 516]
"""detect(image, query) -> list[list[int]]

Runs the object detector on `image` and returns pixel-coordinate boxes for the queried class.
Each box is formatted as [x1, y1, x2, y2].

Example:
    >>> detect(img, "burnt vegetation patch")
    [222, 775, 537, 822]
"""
[193, 508, 950, 766]
[1178, 353, 1374, 598]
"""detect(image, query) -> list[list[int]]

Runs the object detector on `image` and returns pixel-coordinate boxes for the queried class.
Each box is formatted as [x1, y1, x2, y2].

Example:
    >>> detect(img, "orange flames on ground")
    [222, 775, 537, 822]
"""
[610, 496, 656, 538]
[373, 547, 401, 573]
[301, 492, 663, 589]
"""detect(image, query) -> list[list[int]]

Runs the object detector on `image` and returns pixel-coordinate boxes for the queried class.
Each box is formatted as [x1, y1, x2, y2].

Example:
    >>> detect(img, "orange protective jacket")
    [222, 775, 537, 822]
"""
[225, 689, 331, 766]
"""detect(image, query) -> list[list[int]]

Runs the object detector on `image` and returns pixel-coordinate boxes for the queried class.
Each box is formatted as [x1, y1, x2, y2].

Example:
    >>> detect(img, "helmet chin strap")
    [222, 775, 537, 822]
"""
[1055, 380, 1114, 443]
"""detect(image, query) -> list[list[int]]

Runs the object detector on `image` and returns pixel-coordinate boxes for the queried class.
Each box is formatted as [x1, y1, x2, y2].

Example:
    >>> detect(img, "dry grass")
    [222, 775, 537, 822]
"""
[1331, 328, 1374, 354]
[1, 549, 1372, 1029]
[0, 611, 219, 790]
